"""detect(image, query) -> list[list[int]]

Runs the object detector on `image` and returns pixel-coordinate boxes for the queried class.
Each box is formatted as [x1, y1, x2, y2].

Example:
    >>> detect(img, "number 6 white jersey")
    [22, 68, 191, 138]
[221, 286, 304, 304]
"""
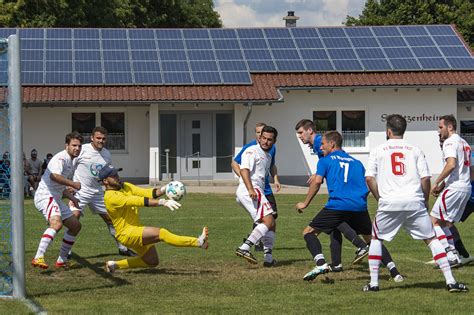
[365, 139, 431, 211]
[442, 134, 471, 192]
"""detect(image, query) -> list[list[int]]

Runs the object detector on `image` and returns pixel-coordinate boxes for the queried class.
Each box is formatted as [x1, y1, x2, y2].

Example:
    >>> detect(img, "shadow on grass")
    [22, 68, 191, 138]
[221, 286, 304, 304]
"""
[30, 253, 132, 298]
[130, 267, 219, 276]
[382, 280, 450, 291]
[273, 258, 309, 266]
[276, 246, 307, 251]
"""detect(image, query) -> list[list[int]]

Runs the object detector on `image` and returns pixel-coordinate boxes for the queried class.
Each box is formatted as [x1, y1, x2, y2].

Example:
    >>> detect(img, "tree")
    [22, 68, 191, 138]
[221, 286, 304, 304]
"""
[345, 0, 473, 48]
[0, 0, 222, 28]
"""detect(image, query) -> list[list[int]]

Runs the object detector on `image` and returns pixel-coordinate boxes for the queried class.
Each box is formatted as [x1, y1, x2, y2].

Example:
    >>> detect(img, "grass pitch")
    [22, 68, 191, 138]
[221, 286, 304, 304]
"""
[2, 193, 473, 314]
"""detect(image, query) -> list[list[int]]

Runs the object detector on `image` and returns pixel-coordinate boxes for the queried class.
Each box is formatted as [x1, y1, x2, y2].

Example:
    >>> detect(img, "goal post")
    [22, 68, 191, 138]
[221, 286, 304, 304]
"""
[0, 34, 24, 299]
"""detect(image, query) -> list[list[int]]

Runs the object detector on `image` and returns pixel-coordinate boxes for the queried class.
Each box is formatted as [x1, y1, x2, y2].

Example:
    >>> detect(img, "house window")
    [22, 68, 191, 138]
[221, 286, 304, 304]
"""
[313, 110, 366, 147]
[460, 120, 474, 146]
[72, 112, 95, 144]
[342, 111, 365, 147]
[313, 111, 336, 133]
[72, 112, 126, 151]
[101, 112, 125, 151]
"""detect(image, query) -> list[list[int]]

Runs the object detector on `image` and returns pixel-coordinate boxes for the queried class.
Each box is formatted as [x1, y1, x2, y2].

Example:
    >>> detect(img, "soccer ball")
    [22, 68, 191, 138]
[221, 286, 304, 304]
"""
[165, 181, 186, 201]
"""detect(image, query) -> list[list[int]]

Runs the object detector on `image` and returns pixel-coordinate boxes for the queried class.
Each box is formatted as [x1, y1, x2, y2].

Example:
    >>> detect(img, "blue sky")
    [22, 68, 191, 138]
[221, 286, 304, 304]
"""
[213, 0, 366, 28]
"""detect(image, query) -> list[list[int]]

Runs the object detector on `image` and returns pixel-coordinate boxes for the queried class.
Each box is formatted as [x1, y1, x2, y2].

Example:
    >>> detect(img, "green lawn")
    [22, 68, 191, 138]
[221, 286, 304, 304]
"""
[1, 193, 473, 314]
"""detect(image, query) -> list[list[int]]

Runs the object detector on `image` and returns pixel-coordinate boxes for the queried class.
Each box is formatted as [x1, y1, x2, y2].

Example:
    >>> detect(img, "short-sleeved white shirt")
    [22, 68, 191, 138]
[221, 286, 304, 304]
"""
[238, 144, 272, 191]
[442, 134, 471, 192]
[35, 150, 76, 199]
[366, 139, 430, 211]
[73, 143, 111, 195]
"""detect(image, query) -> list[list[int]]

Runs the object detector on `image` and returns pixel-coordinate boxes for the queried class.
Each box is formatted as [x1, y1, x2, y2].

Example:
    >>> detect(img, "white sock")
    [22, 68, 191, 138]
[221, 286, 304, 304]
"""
[108, 223, 127, 251]
[262, 231, 275, 263]
[434, 226, 450, 251]
[368, 239, 382, 287]
[428, 239, 456, 285]
[441, 226, 455, 250]
[58, 231, 76, 263]
[35, 228, 56, 259]
[240, 223, 269, 251]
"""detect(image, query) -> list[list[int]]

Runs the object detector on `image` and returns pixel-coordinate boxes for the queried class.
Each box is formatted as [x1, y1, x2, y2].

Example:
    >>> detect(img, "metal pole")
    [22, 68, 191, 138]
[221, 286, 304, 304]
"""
[8, 35, 25, 299]
[154, 151, 157, 185]
[197, 151, 200, 186]
[165, 148, 170, 180]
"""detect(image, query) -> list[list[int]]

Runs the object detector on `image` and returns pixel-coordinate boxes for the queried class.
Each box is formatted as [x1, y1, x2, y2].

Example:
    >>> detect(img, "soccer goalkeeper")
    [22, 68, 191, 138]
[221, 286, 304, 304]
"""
[98, 165, 208, 272]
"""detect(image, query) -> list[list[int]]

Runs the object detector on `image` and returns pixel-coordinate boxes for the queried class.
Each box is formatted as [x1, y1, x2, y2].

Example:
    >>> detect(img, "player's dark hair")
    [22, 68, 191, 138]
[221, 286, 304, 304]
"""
[440, 114, 457, 130]
[66, 131, 83, 144]
[323, 131, 343, 148]
[91, 126, 108, 136]
[386, 114, 407, 136]
[295, 119, 315, 131]
[262, 125, 278, 139]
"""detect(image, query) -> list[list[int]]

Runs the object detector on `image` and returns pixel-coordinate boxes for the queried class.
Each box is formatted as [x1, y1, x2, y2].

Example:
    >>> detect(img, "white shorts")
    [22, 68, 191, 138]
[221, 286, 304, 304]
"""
[72, 190, 107, 215]
[34, 195, 73, 222]
[236, 186, 275, 223]
[372, 209, 435, 242]
[431, 189, 470, 223]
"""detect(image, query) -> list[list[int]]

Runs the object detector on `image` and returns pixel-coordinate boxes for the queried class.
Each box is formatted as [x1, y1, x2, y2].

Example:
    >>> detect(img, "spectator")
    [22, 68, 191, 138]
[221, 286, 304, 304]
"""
[41, 153, 53, 176]
[26, 149, 42, 194]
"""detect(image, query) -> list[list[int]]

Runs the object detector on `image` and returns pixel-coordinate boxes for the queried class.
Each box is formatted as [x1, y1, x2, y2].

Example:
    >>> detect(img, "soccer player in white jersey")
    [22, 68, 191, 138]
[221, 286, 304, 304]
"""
[31, 132, 83, 270]
[364, 114, 468, 292]
[235, 126, 278, 266]
[70, 126, 135, 256]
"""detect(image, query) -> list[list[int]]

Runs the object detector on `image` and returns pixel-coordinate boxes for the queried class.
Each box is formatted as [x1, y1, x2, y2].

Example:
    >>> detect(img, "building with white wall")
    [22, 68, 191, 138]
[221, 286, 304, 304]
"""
[1, 25, 473, 184]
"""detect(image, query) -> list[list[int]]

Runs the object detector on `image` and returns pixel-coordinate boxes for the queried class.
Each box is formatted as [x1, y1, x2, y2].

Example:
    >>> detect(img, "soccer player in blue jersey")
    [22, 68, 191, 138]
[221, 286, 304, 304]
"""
[232, 123, 280, 265]
[295, 120, 401, 278]
[295, 130, 399, 281]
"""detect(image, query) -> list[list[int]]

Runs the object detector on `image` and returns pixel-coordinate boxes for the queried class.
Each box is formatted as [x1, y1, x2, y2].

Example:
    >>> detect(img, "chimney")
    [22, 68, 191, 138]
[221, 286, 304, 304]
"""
[283, 11, 299, 28]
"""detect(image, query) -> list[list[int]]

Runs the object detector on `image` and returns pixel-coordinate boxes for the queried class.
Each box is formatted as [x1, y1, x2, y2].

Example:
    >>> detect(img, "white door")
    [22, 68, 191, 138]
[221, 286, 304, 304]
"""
[179, 113, 213, 179]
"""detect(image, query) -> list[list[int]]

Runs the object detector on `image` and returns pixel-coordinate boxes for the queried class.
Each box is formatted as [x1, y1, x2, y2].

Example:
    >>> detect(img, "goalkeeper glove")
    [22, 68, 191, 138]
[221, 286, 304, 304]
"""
[159, 199, 181, 211]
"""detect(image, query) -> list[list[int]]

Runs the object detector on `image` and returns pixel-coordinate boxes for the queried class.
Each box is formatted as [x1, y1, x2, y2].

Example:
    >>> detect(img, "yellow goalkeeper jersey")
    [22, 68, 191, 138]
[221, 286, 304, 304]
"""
[104, 182, 154, 235]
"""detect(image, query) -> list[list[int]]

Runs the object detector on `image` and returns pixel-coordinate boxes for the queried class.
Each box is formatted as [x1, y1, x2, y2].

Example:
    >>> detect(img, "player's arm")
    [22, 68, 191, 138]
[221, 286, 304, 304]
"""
[270, 164, 281, 192]
[421, 176, 431, 209]
[50, 173, 81, 191]
[432, 157, 456, 195]
[231, 160, 241, 177]
[295, 175, 323, 212]
[365, 176, 380, 201]
[241, 168, 257, 199]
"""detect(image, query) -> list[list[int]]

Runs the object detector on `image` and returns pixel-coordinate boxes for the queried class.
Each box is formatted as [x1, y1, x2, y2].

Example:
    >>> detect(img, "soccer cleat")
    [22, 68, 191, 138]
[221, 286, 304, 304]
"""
[460, 254, 474, 266]
[392, 274, 404, 283]
[352, 245, 369, 264]
[263, 259, 277, 268]
[303, 263, 330, 281]
[362, 283, 380, 292]
[425, 259, 436, 265]
[31, 257, 48, 270]
[235, 248, 258, 264]
[119, 248, 137, 257]
[105, 261, 116, 273]
[197, 227, 209, 249]
[55, 260, 72, 269]
[446, 282, 469, 293]
[328, 263, 343, 272]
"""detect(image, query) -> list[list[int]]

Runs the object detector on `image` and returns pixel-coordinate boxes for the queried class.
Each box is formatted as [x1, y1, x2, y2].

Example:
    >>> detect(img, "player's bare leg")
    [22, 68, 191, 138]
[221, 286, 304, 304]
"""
[236, 215, 274, 264]
[55, 215, 81, 268]
[32, 215, 63, 270]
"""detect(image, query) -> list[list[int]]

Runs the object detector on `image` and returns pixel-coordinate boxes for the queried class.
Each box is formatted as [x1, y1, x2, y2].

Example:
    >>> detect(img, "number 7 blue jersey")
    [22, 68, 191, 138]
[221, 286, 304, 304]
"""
[316, 150, 368, 211]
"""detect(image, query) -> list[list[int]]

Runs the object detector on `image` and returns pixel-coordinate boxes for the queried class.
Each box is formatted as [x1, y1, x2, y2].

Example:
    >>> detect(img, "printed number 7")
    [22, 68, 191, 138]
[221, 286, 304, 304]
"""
[339, 162, 349, 183]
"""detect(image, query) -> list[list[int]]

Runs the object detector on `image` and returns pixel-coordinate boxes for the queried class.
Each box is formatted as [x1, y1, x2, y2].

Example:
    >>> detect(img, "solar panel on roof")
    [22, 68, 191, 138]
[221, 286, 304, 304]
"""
[303, 59, 334, 71]
[275, 60, 305, 71]
[447, 57, 474, 69]
[163, 72, 192, 84]
[192, 71, 221, 84]
[332, 59, 363, 71]
[221, 71, 251, 84]
[1, 25, 472, 86]
[418, 57, 450, 69]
